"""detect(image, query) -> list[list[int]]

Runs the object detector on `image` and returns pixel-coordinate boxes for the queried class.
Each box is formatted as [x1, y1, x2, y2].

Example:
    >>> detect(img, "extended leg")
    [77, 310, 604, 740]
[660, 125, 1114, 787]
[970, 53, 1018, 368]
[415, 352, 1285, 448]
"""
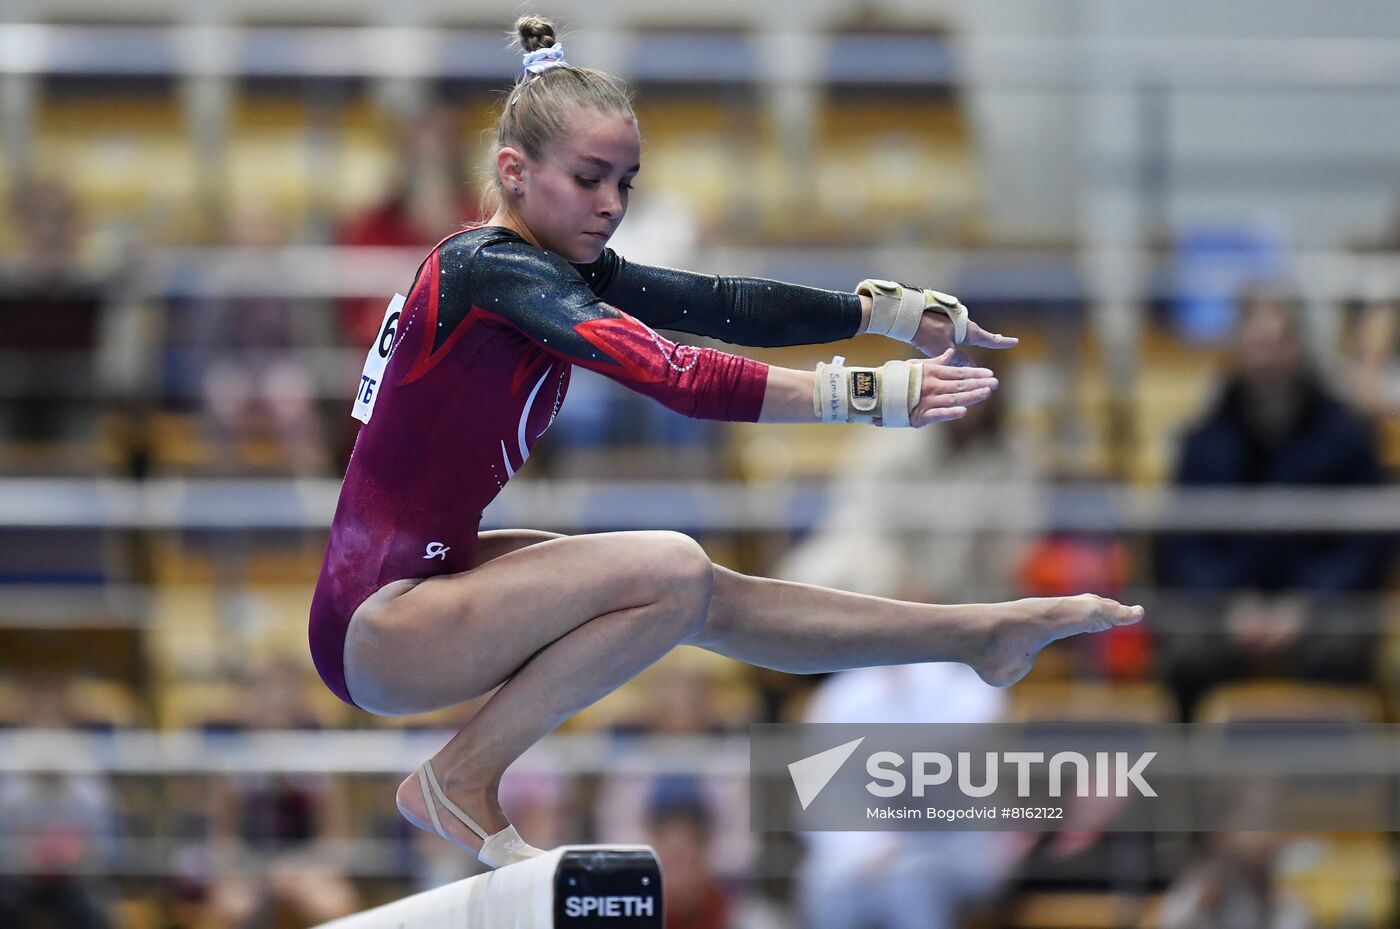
[344, 531, 1139, 864]
[688, 567, 1142, 686]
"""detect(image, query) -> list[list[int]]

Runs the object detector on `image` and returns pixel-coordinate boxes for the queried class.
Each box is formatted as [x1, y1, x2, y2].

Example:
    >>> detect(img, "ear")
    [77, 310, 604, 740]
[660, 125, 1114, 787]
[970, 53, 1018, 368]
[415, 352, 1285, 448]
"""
[496, 147, 527, 189]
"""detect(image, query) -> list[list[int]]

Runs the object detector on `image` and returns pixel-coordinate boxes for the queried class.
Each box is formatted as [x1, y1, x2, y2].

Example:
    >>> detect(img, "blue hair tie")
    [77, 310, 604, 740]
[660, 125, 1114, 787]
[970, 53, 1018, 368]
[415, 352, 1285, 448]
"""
[522, 44, 568, 75]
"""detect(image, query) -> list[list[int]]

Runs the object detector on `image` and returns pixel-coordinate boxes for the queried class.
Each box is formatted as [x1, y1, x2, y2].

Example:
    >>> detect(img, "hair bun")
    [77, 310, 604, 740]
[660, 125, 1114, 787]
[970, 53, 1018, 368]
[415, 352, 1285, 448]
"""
[515, 15, 556, 53]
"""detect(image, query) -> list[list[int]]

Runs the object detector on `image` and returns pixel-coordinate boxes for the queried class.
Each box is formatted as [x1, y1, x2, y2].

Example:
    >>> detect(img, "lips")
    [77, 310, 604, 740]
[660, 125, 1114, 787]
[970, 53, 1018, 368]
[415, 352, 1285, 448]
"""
[584, 231, 609, 240]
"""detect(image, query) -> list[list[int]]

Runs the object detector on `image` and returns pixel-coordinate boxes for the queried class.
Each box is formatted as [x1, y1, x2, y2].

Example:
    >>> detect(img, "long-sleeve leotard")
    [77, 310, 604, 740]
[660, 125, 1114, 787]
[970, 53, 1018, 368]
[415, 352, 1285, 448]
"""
[574, 245, 863, 347]
[310, 226, 860, 706]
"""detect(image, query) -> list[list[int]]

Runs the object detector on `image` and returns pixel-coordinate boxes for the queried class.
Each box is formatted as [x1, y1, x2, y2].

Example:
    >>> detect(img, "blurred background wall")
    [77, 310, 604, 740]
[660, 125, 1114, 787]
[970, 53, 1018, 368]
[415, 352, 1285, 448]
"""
[2, 2, 1400, 928]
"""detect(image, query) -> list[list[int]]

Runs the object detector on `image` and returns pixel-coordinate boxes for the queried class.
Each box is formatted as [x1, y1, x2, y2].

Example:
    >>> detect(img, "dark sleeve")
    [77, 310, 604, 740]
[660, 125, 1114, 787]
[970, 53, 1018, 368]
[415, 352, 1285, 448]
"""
[1294, 417, 1392, 593]
[572, 248, 863, 347]
[453, 236, 770, 422]
[1155, 426, 1250, 592]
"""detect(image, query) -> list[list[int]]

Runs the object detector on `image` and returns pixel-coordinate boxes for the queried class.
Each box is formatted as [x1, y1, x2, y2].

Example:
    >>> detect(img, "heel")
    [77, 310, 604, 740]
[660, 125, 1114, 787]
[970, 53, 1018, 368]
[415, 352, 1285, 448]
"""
[415, 761, 546, 869]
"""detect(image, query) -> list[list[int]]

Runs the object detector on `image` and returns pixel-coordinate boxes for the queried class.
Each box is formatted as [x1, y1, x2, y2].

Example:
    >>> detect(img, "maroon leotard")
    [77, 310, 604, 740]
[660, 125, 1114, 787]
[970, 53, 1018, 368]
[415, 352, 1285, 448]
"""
[309, 226, 861, 707]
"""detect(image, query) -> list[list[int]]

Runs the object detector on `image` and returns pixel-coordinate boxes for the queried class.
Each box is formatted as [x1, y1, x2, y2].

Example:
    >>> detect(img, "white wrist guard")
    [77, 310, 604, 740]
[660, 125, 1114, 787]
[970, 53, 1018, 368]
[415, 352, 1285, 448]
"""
[856, 279, 969, 344]
[813, 356, 920, 427]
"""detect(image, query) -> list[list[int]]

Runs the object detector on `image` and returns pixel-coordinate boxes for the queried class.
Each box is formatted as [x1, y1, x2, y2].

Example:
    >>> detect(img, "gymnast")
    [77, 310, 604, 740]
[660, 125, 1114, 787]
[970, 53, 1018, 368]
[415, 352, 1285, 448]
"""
[308, 15, 1145, 870]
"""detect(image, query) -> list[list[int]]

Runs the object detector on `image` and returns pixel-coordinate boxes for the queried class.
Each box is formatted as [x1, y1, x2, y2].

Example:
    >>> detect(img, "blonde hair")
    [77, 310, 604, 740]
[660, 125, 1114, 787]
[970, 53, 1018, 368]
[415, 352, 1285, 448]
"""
[475, 15, 636, 219]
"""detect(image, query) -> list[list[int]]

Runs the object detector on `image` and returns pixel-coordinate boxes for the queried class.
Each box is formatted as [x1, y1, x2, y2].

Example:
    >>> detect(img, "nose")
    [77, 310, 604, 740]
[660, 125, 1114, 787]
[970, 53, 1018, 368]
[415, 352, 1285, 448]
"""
[598, 187, 623, 219]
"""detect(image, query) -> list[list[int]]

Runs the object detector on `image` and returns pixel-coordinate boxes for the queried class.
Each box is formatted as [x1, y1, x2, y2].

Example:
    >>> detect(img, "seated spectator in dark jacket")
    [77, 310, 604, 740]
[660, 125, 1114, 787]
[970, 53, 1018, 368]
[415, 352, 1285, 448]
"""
[1156, 283, 1392, 719]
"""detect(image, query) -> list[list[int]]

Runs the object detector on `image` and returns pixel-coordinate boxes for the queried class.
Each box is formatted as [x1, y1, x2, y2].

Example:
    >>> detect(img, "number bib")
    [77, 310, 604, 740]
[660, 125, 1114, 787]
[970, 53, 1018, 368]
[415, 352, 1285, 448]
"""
[351, 293, 405, 424]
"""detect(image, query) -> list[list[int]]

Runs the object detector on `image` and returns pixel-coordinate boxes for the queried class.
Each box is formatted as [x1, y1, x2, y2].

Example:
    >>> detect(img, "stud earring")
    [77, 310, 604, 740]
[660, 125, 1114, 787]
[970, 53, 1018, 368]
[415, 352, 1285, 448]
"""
[513, 186, 522, 195]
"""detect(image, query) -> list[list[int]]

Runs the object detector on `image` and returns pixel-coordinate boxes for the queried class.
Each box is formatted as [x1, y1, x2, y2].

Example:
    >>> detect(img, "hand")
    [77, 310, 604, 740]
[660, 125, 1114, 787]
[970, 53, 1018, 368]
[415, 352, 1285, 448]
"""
[909, 349, 999, 427]
[911, 306, 1019, 362]
[1257, 596, 1307, 652]
[1356, 301, 1397, 365]
[1225, 594, 1272, 652]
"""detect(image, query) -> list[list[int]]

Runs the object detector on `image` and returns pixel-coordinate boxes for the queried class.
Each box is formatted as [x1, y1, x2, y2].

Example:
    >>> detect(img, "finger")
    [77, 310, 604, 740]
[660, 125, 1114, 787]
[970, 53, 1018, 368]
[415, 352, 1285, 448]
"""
[966, 322, 1020, 349]
[927, 375, 997, 395]
[920, 363, 995, 380]
[931, 347, 956, 365]
[914, 406, 967, 427]
[926, 386, 993, 409]
[966, 330, 1020, 349]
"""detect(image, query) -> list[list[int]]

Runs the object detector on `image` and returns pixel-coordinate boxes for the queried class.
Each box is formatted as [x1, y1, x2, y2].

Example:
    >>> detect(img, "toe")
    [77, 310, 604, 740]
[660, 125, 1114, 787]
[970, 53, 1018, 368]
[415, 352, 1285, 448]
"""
[1115, 604, 1145, 625]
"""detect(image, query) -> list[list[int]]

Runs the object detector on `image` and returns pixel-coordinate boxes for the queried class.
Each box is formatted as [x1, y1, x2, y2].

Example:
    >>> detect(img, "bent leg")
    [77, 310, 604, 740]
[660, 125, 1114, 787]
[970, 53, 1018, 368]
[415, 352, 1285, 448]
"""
[342, 529, 714, 859]
[472, 529, 564, 568]
[344, 529, 711, 715]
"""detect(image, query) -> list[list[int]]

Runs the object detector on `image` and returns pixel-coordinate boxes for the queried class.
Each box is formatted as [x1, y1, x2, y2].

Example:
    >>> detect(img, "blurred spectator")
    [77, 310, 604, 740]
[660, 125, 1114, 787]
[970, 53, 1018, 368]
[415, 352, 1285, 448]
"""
[337, 106, 479, 348]
[1339, 274, 1400, 421]
[1155, 832, 1310, 929]
[594, 661, 754, 879]
[647, 792, 784, 929]
[332, 107, 480, 468]
[775, 384, 1067, 928]
[0, 675, 120, 929]
[796, 663, 1018, 929]
[760, 377, 1038, 723]
[1155, 283, 1392, 719]
[194, 207, 328, 476]
[0, 179, 105, 451]
[778, 374, 1038, 603]
[197, 658, 358, 928]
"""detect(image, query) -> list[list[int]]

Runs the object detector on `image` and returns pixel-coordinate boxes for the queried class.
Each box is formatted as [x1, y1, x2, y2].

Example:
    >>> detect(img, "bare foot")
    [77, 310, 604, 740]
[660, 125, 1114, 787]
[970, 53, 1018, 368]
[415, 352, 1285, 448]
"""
[971, 595, 1145, 687]
[395, 767, 509, 857]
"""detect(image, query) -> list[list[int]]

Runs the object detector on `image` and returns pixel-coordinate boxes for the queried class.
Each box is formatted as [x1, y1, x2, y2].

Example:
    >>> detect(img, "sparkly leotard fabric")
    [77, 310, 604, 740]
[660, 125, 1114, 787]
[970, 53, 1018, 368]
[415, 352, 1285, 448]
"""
[309, 226, 860, 707]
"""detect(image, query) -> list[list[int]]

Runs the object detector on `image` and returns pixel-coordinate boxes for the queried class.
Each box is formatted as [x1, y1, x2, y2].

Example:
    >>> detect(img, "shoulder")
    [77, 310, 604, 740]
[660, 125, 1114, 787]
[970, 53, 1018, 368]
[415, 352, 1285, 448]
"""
[1313, 386, 1370, 434]
[1182, 382, 1242, 444]
[1309, 388, 1378, 456]
[436, 227, 586, 290]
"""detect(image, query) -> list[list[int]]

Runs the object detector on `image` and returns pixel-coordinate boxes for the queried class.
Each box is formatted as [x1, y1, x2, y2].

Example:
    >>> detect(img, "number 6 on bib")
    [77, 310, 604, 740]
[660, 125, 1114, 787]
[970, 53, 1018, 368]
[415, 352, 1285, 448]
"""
[351, 293, 405, 424]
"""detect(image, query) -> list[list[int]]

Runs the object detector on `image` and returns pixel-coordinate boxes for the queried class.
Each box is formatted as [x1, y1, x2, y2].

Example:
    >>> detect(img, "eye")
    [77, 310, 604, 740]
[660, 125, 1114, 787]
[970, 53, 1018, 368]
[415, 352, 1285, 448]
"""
[620, 181, 634, 192]
[575, 176, 601, 189]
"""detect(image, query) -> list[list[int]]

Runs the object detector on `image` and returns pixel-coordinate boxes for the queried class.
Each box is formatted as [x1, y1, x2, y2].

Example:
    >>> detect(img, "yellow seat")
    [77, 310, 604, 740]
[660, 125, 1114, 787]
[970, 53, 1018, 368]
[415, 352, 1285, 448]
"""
[1007, 891, 1159, 929]
[113, 897, 163, 929]
[158, 679, 249, 730]
[1195, 680, 1383, 724]
[1281, 833, 1395, 928]
[1009, 681, 1178, 724]
[66, 677, 144, 729]
[0, 678, 25, 728]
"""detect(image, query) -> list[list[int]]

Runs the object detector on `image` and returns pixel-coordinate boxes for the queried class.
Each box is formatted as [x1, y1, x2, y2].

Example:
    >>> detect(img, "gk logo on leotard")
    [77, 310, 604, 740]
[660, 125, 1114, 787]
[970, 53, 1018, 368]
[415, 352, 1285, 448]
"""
[423, 542, 450, 560]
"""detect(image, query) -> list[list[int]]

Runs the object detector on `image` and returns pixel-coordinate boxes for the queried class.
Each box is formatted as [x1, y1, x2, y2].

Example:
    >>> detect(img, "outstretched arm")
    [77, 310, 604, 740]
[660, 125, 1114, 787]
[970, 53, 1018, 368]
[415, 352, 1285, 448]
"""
[575, 247, 865, 347]
[457, 236, 767, 421]
[456, 235, 999, 425]
[758, 350, 998, 426]
[576, 248, 1018, 358]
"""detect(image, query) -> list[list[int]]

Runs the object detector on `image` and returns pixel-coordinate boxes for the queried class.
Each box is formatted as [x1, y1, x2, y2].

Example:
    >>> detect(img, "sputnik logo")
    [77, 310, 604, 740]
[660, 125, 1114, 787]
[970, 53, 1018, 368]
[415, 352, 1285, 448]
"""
[788, 737, 865, 810]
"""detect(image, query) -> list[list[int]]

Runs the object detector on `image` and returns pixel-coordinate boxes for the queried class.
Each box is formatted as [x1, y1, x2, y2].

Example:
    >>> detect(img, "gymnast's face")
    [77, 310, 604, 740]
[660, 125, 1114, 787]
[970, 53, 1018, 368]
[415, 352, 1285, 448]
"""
[503, 108, 641, 263]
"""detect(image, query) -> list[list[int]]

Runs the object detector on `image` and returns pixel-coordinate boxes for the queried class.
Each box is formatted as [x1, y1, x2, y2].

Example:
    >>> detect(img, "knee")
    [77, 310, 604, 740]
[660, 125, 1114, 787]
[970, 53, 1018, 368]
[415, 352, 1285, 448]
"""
[648, 531, 714, 630]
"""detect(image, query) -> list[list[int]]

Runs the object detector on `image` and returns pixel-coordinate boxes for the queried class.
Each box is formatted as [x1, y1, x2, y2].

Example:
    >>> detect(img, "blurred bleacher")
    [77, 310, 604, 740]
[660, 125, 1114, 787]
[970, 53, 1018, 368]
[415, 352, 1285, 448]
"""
[4, 1, 1400, 928]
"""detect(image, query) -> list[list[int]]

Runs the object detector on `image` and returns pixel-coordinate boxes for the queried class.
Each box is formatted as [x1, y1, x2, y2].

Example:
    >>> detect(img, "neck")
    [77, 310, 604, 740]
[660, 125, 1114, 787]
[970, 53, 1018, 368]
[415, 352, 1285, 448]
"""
[487, 208, 543, 250]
